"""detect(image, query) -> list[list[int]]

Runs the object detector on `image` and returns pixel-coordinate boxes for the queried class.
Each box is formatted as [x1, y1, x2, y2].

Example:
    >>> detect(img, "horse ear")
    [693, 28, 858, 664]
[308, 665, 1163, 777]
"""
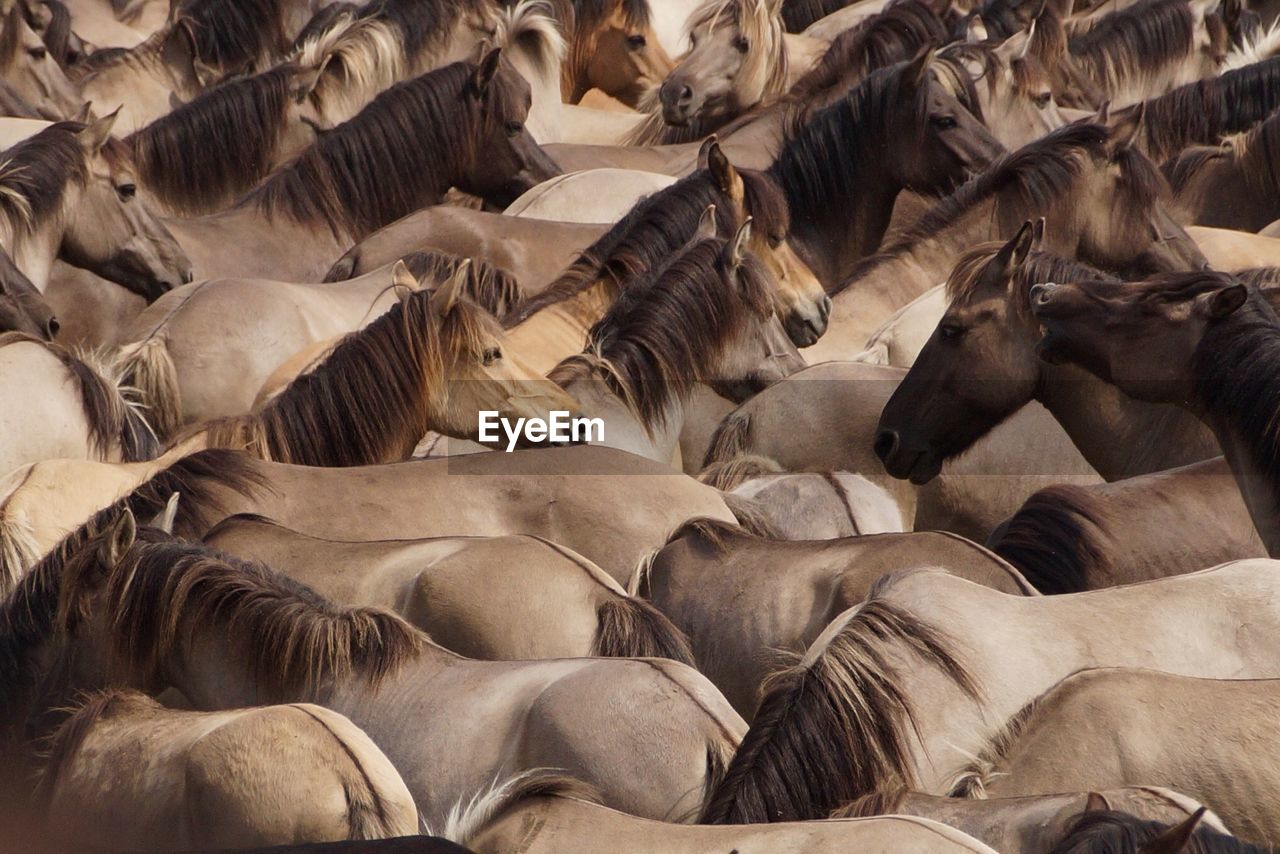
[1109, 103, 1144, 153]
[431, 259, 471, 317]
[290, 63, 325, 104]
[706, 141, 744, 203]
[98, 509, 137, 568]
[1083, 791, 1111, 812]
[148, 493, 180, 535]
[905, 46, 934, 86]
[1016, 20, 1036, 60]
[997, 221, 1035, 277]
[470, 48, 502, 97]
[79, 108, 119, 153]
[1203, 283, 1248, 319]
[1031, 217, 1047, 248]
[965, 14, 989, 43]
[391, 259, 418, 296]
[696, 134, 720, 171]
[1093, 99, 1111, 126]
[73, 101, 93, 123]
[696, 204, 718, 240]
[729, 217, 753, 271]
[1222, 0, 1242, 26]
[1138, 807, 1206, 854]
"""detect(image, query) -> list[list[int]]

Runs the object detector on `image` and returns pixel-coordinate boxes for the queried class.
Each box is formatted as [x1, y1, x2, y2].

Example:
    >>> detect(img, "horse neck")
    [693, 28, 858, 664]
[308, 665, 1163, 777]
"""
[555, 372, 684, 464]
[0, 199, 71, 291]
[163, 206, 347, 280]
[506, 282, 615, 373]
[1036, 360, 1217, 480]
[313, 267, 420, 318]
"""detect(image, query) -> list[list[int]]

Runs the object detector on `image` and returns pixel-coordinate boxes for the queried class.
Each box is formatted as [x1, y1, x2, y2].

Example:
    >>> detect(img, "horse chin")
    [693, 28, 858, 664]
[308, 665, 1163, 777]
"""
[1034, 336, 1069, 365]
[91, 258, 183, 303]
[784, 311, 826, 347]
[906, 452, 945, 486]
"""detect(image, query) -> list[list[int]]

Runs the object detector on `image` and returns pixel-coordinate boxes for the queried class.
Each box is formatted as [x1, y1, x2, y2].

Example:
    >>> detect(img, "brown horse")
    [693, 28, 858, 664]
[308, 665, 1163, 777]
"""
[1166, 108, 1280, 232]
[0, 0, 82, 120]
[803, 121, 1207, 364]
[699, 561, 1280, 823]
[202, 513, 694, 664]
[4, 509, 746, 829]
[1031, 271, 1280, 556]
[34, 687, 419, 850]
[0, 246, 57, 339]
[553, 0, 675, 105]
[875, 228, 1218, 486]
[0, 118, 191, 299]
[952, 668, 1280, 845]
[635, 516, 1033, 718]
[160, 51, 559, 281]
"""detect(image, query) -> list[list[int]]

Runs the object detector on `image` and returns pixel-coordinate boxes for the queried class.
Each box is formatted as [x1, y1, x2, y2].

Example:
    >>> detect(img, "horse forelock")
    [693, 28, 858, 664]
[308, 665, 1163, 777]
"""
[0, 122, 89, 236]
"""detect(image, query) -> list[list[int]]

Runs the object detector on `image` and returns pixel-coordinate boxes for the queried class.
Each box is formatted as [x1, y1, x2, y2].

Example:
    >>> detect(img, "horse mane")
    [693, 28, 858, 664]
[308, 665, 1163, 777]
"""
[769, 60, 931, 231]
[947, 689, 1046, 798]
[1171, 109, 1280, 199]
[946, 245, 1119, 321]
[441, 770, 602, 844]
[1066, 0, 1199, 91]
[548, 237, 774, 432]
[291, 12, 407, 116]
[696, 453, 783, 490]
[506, 167, 788, 326]
[1224, 17, 1280, 71]
[492, 0, 566, 83]
[362, 0, 491, 58]
[127, 65, 300, 215]
[75, 44, 132, 73]
[780, 0, 855, 33]
[173, 0, 290, 73]
[0, 122, 88, 235]
[0, 333, 158, 463]
[245, 58, 514, 239]
[830, 785, 910, 818]
[699, 591, 980, 822]
[1235, 266, 1280, 288]
[30, 0, 76, 67]
[1134, 55, 1280, 161]
[400, 251, 524, 319]
[788, 0, 950, 100]
[101, 533, 423, 700]
[1050, 808, 1263, 854]
[180, 287, 497, 466]
[664, 515, 758, 554]
[695, 0, 790, 101]
[34, 689, 156, 807]
[987, 483, 1113, 594]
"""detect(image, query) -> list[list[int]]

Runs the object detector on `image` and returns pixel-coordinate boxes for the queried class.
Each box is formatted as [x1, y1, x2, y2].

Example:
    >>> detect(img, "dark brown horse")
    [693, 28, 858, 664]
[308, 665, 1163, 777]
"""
[1166, 108, 1280, 231]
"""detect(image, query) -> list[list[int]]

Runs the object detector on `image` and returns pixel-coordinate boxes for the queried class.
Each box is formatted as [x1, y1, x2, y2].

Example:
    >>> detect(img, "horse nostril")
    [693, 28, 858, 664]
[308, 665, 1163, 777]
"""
[874, 429, 899, 463]
[679, 85, 693, 104]
[46, 317, 60, 339]
[821, 294, 833, 320]
[1030, 283, 1055, 306]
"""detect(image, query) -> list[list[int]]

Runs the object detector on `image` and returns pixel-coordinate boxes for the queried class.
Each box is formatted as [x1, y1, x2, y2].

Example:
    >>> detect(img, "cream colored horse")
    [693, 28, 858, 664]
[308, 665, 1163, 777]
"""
[202, 514, 695, 664]
[503, 168, 676, 222]
[1190, 224, 1280, 268]
[0, 0, 83, 120]
[38, 689, 418, 851]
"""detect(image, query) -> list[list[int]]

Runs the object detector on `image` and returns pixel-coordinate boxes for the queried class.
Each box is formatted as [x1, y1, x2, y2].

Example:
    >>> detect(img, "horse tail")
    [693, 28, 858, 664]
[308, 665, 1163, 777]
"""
[114, 336, 182, 442]
[986, 484, 1110, 594]
[702, 410, 753, 468]
[441, 770, 600, 845]
[698, 596, 979, 824]
[69, 346, 159, 462]
[289, 705, 419, 840]
[593, 596, 695, 666]
[721, 492, 784, 539]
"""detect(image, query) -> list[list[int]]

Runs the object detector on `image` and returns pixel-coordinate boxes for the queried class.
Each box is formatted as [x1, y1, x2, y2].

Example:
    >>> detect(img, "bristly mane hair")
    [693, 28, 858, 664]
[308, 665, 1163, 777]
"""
[128, 65, 302, 215]
[0, 122, 89, 235]
[1066, 0, 1199, 92]
[780, 0, 855, 33]
[699, 576, 981, 823]
[98, 532, 423, 700]
[829, 785, 910, 818]
[548, 237, 774, 432]
[768, 59, 931, 237]
[176, 287, 499, 466]
[400, 250, 524, 319]
[1167, 109, 1280, 201]
[0, 451, 266, 718]
[33, 689, 151, 808]
[245, 58, 521, 240]
[1133, 55, 1280, 161]
[1190, 273, 1280, 515]
[787, 0, 949, 100]
[987, 483, 1113, 594]
[0, 332, 158, 463]
[947, 689, 1046, 798]
[946, 245, 1120, 321]
[173, 0, 290, 73]
[506, 166, 788, 326]
[1050, 808, 1264, 854]
[361, 0, 493, 60]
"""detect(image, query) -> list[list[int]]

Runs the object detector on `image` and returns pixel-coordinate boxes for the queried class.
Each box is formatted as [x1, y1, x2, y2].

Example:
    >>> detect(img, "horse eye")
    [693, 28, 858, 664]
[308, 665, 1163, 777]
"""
[504, 121, 521, 138]
[28, 46, 47, 60]
[733, 36, 750, 53]
[117, 183, 137, 200]
[483, 347, 502, 365]
[931, 115, 959, 130]
[627, 34, 646, 49]
[939, 323, 965, 340]
[1033, 93, 1052, 108]
[769, 232, 783, 248]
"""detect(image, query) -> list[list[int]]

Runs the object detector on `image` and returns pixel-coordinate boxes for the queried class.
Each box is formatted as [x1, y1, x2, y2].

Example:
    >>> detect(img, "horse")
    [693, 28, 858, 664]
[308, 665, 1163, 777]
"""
[3, 508, 747, 829]
[0, 0, 82, 121]
[0, 332, 156, 479]
[454, 771, 1002, 853]
[0, 246, 57, 339]
[836, 785, 1229, 854]
[0, 118, 191, 299]
[203, 513, 693, 664]
[1051, 807, 1261, 853]
[159, 50, 560, 281]
[114, 254, 522, 435]
[1165, 108, 1280, 232]
[700, 562, 1280, 823]
[1031, 271, 1280, 556]
[634, 516, 1034, 718]
[801, 121, 1206, 364]
[33, 687, 419, 850]
[552, 0, 675, 106]
[875, 227, 1218, 487]
[549, 225, 800, 464]
[951, 668, 1280, 845]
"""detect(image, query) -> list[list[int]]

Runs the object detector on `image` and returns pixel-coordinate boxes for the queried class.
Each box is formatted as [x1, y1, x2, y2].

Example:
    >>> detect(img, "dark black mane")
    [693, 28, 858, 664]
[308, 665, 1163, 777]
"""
[1051, 809, 1263, 854]
[128, 65, 300, 215]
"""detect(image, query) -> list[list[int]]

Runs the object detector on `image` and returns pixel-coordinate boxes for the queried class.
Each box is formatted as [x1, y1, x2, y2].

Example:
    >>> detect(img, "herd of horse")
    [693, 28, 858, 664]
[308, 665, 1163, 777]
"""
[6, 0, 1280, 850]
